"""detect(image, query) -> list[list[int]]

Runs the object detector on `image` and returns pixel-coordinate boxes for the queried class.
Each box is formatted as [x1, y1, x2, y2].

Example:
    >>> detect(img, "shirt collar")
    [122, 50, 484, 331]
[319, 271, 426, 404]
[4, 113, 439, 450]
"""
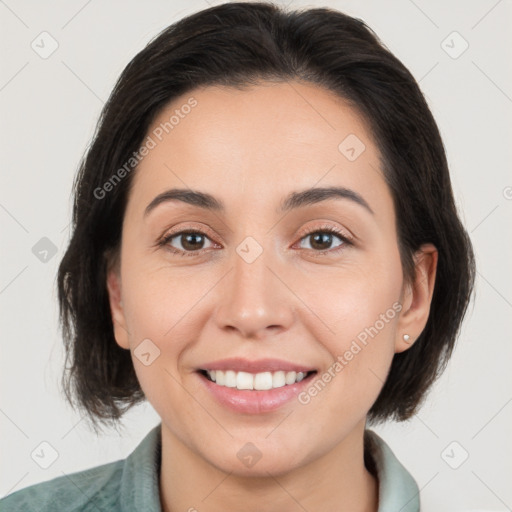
[119, 423, 162, 511]
[121, 423, 419, 512]
[365, 429, 420, 511]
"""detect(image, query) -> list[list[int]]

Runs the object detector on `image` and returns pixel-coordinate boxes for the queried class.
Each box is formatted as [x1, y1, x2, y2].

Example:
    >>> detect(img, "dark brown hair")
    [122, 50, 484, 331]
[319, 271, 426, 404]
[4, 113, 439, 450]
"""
[57, 1, 475, 432]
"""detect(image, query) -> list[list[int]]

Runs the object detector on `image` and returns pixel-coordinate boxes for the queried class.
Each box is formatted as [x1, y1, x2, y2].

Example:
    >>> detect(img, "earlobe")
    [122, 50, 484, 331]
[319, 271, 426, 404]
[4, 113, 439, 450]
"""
[395, 243, 438, 353]
[106, 268, 130, 350]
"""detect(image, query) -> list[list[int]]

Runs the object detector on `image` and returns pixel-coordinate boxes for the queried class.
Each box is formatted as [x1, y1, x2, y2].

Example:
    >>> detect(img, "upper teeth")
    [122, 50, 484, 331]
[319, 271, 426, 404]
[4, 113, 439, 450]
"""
[206, 370, 308, 390]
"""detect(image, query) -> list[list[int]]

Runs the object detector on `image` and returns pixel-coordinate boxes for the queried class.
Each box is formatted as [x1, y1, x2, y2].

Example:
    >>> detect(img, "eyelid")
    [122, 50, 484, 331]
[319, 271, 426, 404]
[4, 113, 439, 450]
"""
[295, 222, 354, 244]
[157, 222, 218, 245]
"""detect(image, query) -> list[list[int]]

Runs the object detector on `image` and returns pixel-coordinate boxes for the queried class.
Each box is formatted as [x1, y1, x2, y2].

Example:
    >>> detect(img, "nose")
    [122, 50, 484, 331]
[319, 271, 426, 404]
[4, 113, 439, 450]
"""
[213, 243, 295, 340]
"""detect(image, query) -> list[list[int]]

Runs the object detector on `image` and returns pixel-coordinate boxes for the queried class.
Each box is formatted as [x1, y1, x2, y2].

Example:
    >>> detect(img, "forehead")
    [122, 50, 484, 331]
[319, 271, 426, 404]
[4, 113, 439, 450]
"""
[126, 81, 389, 218]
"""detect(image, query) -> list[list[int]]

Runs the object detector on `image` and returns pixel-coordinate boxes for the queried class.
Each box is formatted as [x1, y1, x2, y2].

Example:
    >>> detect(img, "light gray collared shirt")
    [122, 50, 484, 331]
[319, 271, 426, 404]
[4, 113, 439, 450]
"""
[0, 424, 420, 511]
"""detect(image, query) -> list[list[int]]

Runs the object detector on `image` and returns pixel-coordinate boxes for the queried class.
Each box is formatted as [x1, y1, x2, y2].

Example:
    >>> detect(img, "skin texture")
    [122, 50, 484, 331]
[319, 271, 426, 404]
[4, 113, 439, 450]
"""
[106, 81, 437, 512]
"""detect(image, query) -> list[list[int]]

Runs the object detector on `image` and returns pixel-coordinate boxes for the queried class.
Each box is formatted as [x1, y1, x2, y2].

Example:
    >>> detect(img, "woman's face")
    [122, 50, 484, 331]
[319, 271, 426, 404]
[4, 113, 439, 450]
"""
[107, 81, 434, 476]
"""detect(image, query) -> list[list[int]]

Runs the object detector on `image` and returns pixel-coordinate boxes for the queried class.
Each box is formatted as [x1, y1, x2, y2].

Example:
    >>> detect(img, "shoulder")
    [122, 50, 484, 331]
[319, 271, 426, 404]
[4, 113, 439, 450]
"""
[0, 458, 125, 512]
[0, 423, 163, 512]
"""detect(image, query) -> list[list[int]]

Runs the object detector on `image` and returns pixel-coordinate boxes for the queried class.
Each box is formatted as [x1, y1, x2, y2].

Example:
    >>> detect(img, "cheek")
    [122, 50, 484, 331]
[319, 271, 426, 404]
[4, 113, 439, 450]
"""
[117, 253, 218, 399]
[328, 280, 402, 354]
[119, 265, 199, 429]
[303, 252, 403, 347]
[120, 254, 209, 344]
[296, 296, 399, 430]
[299, 253, 402, 400]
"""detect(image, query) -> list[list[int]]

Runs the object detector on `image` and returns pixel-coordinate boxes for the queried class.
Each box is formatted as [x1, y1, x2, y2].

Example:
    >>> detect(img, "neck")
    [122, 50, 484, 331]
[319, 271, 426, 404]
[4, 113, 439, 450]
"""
[158, 421, 378, 512]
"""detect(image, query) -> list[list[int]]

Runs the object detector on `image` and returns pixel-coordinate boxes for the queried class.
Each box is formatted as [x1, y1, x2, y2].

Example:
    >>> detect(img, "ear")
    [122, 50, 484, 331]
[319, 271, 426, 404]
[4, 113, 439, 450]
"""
[106, 264, 130, 350]
[395, 243, 438, 354]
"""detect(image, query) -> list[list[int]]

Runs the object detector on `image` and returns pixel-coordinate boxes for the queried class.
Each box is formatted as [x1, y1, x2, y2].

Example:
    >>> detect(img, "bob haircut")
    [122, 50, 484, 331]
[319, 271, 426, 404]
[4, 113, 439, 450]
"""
[57, 1, 475, 432]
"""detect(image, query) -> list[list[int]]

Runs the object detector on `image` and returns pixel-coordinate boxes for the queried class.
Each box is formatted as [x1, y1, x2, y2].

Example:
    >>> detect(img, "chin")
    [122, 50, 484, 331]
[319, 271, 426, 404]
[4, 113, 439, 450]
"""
[202, 440, 310, 478]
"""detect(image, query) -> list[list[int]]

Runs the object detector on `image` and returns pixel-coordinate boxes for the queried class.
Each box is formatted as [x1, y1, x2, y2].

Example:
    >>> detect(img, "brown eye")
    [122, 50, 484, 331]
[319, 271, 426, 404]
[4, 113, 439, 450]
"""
[177, 232, 208, 251]
[161, 230, 216, 256]
[297, 228, 349, 253]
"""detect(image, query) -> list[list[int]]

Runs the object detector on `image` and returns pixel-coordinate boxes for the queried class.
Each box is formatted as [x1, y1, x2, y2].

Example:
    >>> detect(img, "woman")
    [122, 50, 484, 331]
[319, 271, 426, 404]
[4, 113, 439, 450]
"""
[0, 2, 475, 511]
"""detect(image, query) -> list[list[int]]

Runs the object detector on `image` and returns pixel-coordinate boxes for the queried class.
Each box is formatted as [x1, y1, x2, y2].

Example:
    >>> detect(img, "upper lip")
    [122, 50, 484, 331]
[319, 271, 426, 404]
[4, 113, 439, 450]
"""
[198, 358, 316, 374]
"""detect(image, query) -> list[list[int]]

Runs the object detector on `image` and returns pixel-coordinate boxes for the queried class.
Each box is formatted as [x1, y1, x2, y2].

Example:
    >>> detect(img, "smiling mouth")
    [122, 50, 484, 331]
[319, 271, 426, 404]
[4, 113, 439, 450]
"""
[198, 369, 317, 391]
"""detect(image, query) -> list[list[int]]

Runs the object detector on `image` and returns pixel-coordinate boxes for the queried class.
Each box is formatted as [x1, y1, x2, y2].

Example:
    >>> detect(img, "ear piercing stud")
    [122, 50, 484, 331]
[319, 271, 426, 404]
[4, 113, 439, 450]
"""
[403, 334, 411, 343]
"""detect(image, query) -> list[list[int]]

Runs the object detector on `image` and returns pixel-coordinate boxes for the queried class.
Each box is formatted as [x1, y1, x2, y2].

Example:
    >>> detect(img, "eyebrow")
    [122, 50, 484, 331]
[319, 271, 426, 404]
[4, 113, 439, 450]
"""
[144, 186, 374, 218]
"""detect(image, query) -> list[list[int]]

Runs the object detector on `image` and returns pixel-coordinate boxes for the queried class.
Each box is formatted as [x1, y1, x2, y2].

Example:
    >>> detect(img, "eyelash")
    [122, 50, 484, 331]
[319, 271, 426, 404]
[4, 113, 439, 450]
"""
[157, 224, 353, 258]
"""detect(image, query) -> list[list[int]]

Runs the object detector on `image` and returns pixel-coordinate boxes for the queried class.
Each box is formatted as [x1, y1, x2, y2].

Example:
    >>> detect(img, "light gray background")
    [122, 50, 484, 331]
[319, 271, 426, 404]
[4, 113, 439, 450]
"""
[1, 0, 511, 510]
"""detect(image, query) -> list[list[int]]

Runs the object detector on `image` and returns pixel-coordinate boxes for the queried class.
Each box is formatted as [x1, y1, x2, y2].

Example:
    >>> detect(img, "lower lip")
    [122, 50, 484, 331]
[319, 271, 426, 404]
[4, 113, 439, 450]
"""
[197, 371, 316, 414]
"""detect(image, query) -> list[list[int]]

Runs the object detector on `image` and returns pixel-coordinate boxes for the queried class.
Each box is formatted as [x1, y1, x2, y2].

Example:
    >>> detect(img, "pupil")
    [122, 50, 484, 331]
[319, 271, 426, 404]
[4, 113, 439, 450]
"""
[312, 233, 331, 250]
[183, 233, 203, 250]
